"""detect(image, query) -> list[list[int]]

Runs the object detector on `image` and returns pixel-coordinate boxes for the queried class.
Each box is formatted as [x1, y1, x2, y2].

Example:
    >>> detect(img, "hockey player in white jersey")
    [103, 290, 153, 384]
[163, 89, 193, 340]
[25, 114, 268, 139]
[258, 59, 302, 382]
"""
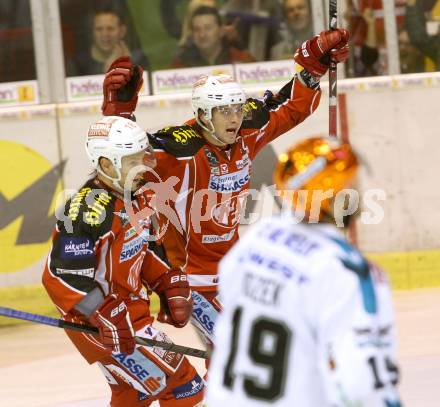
[206, 137, 402, 406]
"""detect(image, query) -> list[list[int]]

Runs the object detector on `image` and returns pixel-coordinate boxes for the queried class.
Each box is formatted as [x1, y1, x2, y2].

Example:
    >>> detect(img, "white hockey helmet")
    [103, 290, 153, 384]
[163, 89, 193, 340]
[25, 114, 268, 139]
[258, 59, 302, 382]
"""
[85, 116, 150, 180]
[192, 74, 246, 122]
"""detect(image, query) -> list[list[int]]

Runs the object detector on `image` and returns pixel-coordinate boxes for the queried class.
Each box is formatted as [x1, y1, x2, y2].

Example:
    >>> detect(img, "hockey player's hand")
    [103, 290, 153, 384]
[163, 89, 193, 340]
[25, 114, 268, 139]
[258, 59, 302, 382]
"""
[89, 294, 136, 354]
[154, 269, 192, 328]
[294, 29, 350, 77]
[102, 56, 144, 119]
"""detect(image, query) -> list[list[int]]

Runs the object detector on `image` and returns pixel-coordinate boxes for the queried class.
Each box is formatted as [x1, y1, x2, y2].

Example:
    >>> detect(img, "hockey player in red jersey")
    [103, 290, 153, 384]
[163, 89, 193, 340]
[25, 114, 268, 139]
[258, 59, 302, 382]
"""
[42, 116, 204, 406]
[100, 29, 350, 346]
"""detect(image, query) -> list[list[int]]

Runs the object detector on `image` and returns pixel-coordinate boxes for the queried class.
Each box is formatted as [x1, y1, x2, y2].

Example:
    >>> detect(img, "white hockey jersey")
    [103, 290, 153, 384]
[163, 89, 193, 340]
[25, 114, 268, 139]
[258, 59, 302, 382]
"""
[206, 214, 402, 407]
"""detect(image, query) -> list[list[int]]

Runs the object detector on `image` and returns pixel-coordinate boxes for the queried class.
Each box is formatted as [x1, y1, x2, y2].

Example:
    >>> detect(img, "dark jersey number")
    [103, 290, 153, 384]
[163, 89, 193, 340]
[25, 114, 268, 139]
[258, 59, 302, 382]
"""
[367, 355, 400, 389]
[223, 306, 291, 401]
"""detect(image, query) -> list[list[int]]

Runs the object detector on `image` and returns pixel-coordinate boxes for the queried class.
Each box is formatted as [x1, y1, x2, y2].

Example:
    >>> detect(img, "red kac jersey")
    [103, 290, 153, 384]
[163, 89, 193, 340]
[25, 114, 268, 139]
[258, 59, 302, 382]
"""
[146, 78, 321, 292]
[42, 178, 170, 363]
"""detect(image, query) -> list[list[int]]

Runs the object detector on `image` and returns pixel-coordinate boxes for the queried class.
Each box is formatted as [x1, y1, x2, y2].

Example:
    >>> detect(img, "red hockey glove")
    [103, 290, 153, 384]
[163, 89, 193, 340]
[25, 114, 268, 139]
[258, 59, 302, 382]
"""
[294, 28, 350, 77]
[154, 269, 192, 328]
[102, 56, 144, 118]
[89, 294, 136, 354]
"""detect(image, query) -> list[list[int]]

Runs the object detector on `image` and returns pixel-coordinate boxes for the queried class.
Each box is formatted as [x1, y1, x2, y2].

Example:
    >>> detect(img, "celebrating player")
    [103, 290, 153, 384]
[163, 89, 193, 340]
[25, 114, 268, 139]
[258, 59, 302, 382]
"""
[42, 116, 204, 407]
[100, 29, 350, 347]
[206, 137, 402, 406]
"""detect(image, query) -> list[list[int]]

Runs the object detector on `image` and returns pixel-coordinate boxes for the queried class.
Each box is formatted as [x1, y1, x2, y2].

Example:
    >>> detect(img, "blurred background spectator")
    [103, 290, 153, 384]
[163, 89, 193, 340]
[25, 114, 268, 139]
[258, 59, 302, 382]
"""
[345, 0, 424, 76]
[270, 0, 313, 60]
[0, 0, 36, 82]
[66, 8, 150, 76]
[398, 27, 425, 73]
[171, 5, 255, 68]
[347, 3, 384, 76]
[2, 0, 439, 86]
[406, 0, 440, 71]
[179, 0, 218, 46]
[221, 0, 282, 60]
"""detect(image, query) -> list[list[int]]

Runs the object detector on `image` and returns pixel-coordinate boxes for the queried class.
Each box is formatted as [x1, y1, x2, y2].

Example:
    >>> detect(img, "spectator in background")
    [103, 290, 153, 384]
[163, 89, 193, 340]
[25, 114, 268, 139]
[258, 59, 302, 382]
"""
[348, 5, 383, 76]
[160, 0, 219, 45]
[270, 0, 313, 60]
[406, 0, 440, 70]
[398, 28, 426, 73]
[171, 5, 255, 68]
[179, 0, 218, 46]
[67, 8, 150, 76]
[221, 0, 283, 59]
[349, 1, 425, 76]
[0, 0, 36, 82]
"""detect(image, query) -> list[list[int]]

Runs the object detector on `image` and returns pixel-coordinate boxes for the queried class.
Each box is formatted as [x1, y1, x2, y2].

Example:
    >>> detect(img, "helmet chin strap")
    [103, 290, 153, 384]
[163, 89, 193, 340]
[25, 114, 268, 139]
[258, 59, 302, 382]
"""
[97, 166, 124, 193]
[196, 115, 229, 147]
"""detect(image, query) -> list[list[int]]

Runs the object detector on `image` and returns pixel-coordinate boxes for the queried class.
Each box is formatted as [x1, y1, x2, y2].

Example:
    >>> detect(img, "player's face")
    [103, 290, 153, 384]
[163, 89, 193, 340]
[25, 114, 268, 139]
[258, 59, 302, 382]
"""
[192, 14, 223, 53]
[93, 13, 125, 53]
[284, 0, 310, 31]
[120, 148, 156, 191]
[211, 104, 244, 145]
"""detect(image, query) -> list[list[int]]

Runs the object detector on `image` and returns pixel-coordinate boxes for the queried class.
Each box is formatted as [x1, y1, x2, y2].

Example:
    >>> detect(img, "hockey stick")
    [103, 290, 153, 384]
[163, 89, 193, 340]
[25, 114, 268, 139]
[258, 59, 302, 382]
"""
[0, 306, 210, 359]
[329, 0, 338, 139]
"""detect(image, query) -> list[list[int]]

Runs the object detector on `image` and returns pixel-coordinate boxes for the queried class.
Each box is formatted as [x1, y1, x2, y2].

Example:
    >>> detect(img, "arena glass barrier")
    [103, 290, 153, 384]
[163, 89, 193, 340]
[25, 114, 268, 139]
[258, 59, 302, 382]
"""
[1, 73, 440, 312]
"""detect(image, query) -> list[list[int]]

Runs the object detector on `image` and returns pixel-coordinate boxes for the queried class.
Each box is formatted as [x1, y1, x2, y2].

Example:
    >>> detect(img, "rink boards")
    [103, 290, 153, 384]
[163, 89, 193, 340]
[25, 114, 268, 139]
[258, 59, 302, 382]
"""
[1, 72, 440, 290]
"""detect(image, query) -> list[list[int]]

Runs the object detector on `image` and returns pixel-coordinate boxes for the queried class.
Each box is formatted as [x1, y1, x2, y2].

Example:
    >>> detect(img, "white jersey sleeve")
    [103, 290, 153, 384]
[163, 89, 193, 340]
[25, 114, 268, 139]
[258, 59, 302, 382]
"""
[314, 257, 401, 406]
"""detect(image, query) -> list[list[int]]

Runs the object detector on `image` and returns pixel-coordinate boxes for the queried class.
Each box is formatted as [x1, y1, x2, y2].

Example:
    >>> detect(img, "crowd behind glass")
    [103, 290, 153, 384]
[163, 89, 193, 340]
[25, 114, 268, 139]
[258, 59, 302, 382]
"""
[1, 0, 439, 84]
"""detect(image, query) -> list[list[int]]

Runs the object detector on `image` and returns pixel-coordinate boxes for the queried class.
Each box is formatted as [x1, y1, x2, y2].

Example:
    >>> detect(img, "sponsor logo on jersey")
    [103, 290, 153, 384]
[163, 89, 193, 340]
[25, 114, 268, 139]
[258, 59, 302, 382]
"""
[83, 191, 112, 226]
[235, 154, 249, 169]
[140, 328, 183, 371]
[220, 164, 228, 174]
[124, 226, 136, 240]
[202, 230, 235, 244]
[192, 292, 218, 336]
[243, 100, 258, 113]
[172, 374, 204, 400]
[138, 391, 149, 401]
[55, 267, 94, 277]
[204, 147, 219, 167]
[112, 351, 167, 396]
[211, 194, 248, 228]
[210, 166, 220, 175]
[68, 187, 91, 221]
[112, 353, 150, 381]
[208, 167, 250, 193]
[172, 127, 201, 144]
[243, 250, 309, 283]
[60, 237, 94, 259]
[119, 234, 147, 262]
[144, 376, 162, 393]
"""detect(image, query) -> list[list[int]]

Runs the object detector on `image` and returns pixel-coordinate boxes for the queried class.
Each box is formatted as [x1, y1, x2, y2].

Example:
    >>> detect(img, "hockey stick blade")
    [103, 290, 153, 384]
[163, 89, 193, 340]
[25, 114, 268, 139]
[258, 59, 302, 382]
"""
[0, 306, 210, 359]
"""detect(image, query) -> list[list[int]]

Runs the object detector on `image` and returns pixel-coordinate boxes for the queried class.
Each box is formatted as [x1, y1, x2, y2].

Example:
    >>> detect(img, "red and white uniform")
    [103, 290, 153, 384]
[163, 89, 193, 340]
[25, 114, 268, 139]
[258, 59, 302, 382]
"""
[148, 78, 320, 295]
[42, 178, 204, 406]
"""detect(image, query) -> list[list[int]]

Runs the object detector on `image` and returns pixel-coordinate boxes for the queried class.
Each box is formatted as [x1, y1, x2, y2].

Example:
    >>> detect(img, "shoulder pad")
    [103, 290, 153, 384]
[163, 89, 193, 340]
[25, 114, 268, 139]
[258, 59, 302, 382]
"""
[241, 98, 270, 130]
[149, 126, 205, 158]
[60, 181, 115, 238]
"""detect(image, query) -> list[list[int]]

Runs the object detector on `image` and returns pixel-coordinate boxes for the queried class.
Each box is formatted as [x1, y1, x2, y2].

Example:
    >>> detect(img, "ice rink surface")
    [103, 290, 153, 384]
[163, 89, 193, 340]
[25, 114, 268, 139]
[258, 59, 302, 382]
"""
[1, 288, 439, 406]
